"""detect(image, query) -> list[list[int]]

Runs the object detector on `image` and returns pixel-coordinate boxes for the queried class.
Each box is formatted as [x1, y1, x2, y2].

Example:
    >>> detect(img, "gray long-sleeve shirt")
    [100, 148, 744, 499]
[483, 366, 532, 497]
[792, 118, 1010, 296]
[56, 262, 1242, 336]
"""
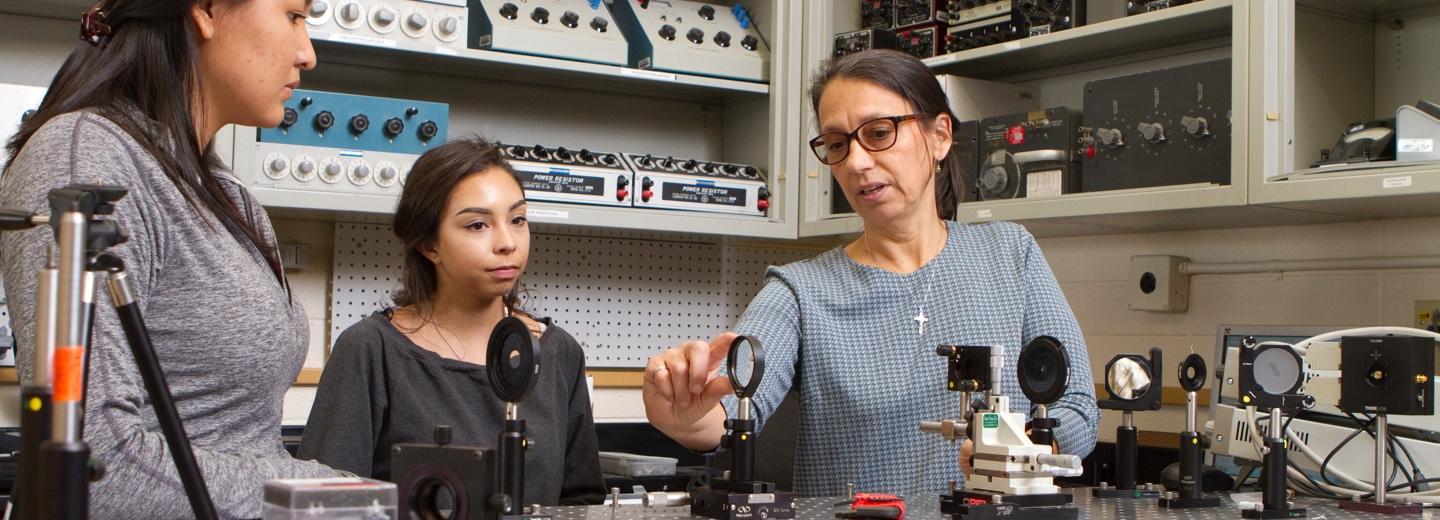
[298, 311, 607, 506]
[722, 221, 1100, 497]
[0, 111, 342, 519]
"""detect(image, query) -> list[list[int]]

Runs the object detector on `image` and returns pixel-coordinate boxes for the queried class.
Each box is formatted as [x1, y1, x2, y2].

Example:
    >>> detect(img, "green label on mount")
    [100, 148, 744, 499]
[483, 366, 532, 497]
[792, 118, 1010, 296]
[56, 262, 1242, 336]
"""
[982, 414, 999, 428]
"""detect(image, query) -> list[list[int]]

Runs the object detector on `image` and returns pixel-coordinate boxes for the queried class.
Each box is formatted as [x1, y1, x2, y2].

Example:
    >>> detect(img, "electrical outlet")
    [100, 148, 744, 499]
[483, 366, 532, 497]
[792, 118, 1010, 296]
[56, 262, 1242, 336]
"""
[1418, 300, 1440, 332]
[280, 242, 311, 272]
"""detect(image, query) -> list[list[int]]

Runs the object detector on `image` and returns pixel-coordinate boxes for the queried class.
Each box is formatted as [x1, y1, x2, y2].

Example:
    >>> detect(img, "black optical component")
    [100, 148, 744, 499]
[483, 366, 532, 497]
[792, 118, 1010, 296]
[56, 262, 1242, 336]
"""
[1018, 335, 1068, 405]
[486, 317, 538, 403]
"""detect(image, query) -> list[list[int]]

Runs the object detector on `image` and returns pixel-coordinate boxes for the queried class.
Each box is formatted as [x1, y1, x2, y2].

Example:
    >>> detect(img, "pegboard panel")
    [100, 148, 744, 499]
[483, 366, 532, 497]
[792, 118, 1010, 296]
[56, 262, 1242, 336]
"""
[330, 223, 410, 347]
[331, 223, 818, 368]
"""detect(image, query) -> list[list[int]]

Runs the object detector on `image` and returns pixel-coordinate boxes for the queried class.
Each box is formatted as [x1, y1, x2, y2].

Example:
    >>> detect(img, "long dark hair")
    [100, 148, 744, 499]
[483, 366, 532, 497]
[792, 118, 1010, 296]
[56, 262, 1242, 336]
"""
[391, 136, 529, 316]
[808, 50, 965, 221]
[4, 0, 280, 276]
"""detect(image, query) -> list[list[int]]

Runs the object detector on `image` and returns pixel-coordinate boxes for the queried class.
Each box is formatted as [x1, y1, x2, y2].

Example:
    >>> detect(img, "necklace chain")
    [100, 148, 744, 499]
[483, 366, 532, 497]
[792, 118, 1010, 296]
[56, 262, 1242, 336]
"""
[422, 306, 511, 361]
[862, 222, 948, 337]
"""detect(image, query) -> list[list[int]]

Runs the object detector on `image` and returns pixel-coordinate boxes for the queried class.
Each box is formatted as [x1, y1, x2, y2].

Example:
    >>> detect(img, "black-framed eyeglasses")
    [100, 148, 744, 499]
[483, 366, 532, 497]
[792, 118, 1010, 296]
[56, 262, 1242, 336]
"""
[809, 114, 925, 165]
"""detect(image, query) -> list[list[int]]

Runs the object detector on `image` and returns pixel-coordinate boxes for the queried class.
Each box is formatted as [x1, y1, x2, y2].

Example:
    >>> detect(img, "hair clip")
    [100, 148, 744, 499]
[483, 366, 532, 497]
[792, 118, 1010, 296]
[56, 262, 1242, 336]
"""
[80, 5, 112, 47]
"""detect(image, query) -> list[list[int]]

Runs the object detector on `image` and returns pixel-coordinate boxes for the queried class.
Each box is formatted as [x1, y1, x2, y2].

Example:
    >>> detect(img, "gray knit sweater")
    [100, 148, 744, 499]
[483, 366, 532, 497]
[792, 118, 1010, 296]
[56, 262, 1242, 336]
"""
[0, 111, 342, 519]
[722, 222, 1100, 497]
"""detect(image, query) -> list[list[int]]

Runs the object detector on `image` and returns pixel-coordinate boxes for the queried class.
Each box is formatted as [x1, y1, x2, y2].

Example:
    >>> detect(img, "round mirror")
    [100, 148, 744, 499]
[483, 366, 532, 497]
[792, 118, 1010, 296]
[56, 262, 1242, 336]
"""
[727, 335, 765, 398]
[1107, 356, 1153, 400]
[1252, 345, 1303, 396]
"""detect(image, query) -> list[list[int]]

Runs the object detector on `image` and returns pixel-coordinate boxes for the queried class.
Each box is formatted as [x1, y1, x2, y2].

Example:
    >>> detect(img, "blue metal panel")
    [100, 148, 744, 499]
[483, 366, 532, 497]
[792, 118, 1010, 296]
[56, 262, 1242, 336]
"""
[257, 89, 449, 155]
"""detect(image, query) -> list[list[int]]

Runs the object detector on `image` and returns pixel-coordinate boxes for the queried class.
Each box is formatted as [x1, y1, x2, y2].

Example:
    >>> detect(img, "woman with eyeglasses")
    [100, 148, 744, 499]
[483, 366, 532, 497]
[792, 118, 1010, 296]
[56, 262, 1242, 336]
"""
[640, 50, 1099, 497]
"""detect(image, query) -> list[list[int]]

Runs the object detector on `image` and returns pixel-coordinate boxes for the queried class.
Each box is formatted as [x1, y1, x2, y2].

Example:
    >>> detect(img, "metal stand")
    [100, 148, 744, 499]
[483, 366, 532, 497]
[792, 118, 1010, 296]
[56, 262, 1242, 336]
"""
[2, 186, 217, 520]
[489, 317, 551, 520]
[1094, 349, 1163, 500]
[498, 402, 538, 519]
[1159, 390, 1220, 508]
[925, 343, 1081, 520]
[1028, 404, 1055, 447]
[693, 336, 795, 520]
[1337, 414, 1422, 515]
[691, 396, 796, 520]
[1092, 412, 1161, 499]
[1242, 408, 1306, 519]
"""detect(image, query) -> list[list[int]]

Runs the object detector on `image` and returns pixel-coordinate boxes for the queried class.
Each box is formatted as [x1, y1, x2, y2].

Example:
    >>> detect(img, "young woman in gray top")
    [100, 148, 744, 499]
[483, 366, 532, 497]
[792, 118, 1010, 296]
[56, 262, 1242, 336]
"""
[642, 50, 1101, 497]
[0, 1, 342, 518]
[299, 138, 607, 505]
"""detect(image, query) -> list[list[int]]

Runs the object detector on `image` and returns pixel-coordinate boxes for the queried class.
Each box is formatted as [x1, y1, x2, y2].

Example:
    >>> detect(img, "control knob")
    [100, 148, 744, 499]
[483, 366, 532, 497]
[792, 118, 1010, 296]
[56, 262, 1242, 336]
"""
[338, 2, 363, 24]
[372, 6, 397, 29]
[313, 110, 335, 132]
[349, 114, 369, 135]
[407, 12, 428, 32]
[383, 117, 404, 138]
[417, 120, 439, 141]
[1096, 128, 1124, 148]
[309, 0, 330, 18]
[1181, 116, 1209, 138]
[1137, 121, 1166, 143]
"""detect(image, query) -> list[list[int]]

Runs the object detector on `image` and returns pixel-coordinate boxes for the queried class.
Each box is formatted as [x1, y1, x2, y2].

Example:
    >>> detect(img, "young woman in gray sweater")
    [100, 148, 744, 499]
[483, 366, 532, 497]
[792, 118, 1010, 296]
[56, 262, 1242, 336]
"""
[1, 1, 344, 518]
[299, 138, 607, 505]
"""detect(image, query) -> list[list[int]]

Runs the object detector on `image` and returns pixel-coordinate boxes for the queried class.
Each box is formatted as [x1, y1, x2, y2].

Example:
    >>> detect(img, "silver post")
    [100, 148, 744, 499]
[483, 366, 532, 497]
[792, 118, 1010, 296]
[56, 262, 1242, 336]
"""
[1376, 414, 1388, 505]
[1122, 411, 1134, 429]
[988, 346, 1004, 397]
[1035, 403, 1048, 420]
[53, 212, 87, 443]
[1269, 408, 1283, 441]
[959, 391, 972, 421]
[107, 271, 137, 307]
[506, 402, 518, 421]
[33, 264, 58, 387]
[737, 397, 752, 421]
[1185, 391, 1197, 432]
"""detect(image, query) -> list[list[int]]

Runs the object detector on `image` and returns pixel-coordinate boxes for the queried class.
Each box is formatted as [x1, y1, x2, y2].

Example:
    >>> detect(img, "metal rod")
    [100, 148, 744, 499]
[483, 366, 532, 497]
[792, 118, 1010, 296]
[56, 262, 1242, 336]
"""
[107, 269, 218, 520]
[506, 402, 518, 421]
[1376, 414, 1388, 505]
[737, 397, 752, 421]
[53, 212, 86, 443]
[1186, 391, 1197, 432]
[33, 263, 57, 386]
[1269, 408, 1283, 441]
[988, 347, 1004, 396]
[1180, 255, 1440, 275]
[1122, 410, 1134, 429]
